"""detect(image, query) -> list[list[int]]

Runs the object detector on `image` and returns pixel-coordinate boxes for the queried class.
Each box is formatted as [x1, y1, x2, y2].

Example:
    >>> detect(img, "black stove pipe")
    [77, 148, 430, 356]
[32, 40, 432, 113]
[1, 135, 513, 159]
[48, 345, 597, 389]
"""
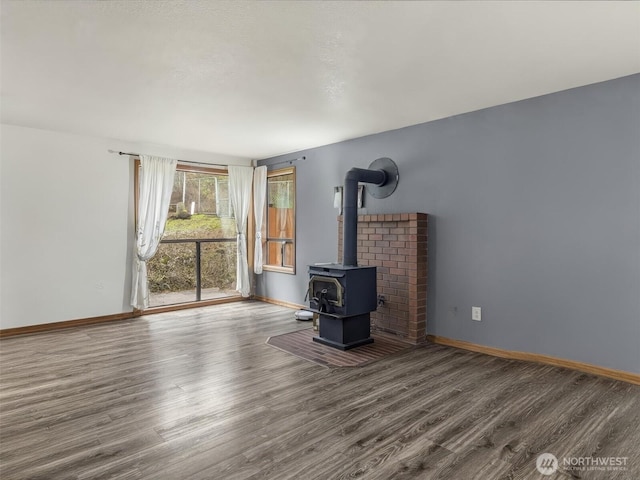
[343, 167, 387, 266]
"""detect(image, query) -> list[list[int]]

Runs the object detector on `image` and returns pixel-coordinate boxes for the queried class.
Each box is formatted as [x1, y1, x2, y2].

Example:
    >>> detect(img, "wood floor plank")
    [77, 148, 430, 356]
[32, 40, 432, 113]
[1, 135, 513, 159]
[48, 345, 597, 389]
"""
[1, 301, 639, 479]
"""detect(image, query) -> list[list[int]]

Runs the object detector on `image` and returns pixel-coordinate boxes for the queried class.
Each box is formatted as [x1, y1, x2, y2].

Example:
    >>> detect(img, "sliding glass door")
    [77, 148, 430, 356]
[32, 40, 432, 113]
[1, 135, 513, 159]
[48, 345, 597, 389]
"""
[143, 166, 239, 307]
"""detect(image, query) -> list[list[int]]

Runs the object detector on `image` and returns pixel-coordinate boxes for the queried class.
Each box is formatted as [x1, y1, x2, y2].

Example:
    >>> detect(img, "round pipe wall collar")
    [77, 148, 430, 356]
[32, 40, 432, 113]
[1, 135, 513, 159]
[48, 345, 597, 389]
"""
[365, 157, 399, 199]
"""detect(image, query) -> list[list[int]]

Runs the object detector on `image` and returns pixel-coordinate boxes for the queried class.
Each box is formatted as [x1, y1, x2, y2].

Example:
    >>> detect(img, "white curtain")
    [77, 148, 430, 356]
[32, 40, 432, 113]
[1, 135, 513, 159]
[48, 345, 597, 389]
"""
[131, 155, 177, 309]
[229, 165, 254, 297]
[252, 166, 267, 274]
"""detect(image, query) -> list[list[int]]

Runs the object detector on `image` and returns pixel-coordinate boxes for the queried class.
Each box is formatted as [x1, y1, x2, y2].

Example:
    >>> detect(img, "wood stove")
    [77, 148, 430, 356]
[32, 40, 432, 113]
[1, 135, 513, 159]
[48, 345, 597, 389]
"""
[308, 158, 399, 350]
[308, 264, 377, 350]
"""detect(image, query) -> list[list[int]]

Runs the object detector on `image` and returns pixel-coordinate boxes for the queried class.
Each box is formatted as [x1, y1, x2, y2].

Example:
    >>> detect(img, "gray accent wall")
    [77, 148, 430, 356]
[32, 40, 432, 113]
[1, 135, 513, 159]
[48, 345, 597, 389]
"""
[256, 74, 640, 374]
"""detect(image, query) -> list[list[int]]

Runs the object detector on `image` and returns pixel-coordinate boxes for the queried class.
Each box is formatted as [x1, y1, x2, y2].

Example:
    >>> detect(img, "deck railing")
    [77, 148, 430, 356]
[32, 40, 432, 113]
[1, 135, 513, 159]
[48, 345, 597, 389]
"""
[153, 238, 237, 303]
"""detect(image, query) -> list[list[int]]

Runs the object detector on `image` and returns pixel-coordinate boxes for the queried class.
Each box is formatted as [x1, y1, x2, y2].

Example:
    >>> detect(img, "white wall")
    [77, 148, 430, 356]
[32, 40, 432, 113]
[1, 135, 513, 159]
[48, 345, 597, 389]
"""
[0, 124, 251, 329]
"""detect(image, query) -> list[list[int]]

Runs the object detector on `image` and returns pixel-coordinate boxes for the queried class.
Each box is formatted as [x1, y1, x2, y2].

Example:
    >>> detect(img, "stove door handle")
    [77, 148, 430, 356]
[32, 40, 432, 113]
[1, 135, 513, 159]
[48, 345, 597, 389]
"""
[312, 289, 331, 313]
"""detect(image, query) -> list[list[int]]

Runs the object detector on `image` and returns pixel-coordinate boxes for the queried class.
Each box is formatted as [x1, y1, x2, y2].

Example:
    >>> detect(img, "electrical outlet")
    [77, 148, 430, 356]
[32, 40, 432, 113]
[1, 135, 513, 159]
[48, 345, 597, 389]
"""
[472, 307, 482, 321]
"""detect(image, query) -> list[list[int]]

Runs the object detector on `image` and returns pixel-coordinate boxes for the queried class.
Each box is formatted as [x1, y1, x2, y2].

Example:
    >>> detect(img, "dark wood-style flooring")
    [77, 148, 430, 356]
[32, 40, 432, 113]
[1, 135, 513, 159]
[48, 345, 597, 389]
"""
[1, 301, 639, 479]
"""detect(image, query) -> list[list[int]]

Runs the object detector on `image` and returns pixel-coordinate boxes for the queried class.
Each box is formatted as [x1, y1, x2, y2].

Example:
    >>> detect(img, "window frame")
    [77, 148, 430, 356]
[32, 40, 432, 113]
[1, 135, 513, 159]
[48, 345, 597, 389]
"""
[262, 166, 296, 274]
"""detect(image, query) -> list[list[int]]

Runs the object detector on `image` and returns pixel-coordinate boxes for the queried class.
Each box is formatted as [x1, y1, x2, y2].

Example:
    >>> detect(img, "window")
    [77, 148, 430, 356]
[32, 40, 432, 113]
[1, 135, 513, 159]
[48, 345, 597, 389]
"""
[263, 167, 296, 273]
[136, 161, 240, 308]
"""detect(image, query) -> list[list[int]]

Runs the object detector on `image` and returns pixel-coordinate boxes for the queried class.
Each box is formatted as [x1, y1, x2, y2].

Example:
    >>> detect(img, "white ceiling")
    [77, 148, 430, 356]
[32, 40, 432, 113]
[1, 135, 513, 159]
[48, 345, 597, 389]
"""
[2, 1, 639, 160]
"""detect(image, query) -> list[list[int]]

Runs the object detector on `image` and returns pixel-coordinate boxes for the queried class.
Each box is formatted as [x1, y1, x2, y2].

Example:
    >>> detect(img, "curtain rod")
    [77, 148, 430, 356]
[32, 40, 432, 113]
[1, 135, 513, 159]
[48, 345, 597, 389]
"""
[264, 155, 307, 168]
[108, 150, 229, 169]
[109, 149, 307, 168]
